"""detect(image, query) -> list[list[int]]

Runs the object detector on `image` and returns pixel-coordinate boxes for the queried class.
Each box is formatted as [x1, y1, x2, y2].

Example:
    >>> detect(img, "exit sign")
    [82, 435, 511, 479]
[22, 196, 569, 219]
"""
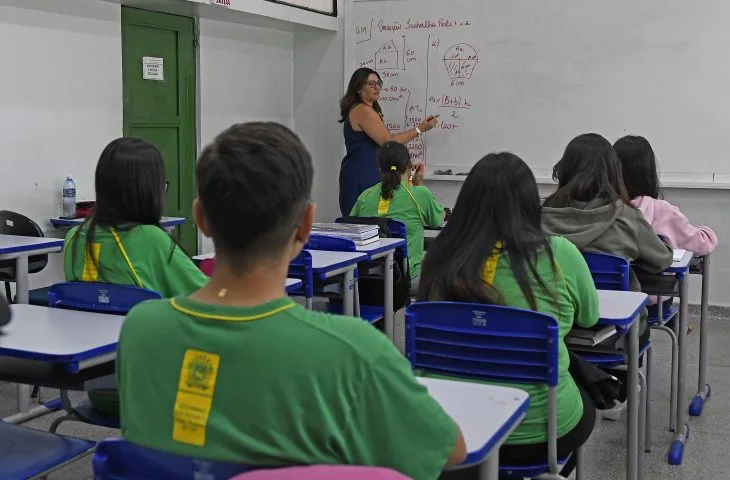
[210, 0, 231, 6]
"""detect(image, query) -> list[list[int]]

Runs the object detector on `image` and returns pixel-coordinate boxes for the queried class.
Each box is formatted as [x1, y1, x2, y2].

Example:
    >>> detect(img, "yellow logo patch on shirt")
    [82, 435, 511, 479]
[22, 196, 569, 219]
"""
[377, 196, 391, 215]
[172, 349, 220, 447]
[81, 243, 101, 282]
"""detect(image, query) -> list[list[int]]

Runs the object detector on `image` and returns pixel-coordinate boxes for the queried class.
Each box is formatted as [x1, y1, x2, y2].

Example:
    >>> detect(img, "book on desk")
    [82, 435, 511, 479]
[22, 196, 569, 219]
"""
[565, 325, 618, 347]
[312, 223, 380, 244]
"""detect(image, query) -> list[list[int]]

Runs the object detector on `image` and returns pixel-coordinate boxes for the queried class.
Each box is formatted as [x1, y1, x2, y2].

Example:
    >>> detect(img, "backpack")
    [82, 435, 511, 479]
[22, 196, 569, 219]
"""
[339, 216, 411, 310]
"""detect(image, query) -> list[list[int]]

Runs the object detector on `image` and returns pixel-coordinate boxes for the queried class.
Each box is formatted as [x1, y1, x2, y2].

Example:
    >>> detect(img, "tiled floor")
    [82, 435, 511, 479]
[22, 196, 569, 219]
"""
[2, 309, 729, 479]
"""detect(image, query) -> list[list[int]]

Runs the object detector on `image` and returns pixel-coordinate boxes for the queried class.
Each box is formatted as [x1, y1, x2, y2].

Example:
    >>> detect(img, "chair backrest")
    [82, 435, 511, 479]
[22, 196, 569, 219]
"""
[405, 301, 561, 473]
[48, 282, 161, 315]
[288, 250, 314, 298]
[581, 251, 630, 291]
[0, 295, 9, 327]
[305, 234, 356, 252]
[93, 438, 259, 479]
[0, 210, 48, 273]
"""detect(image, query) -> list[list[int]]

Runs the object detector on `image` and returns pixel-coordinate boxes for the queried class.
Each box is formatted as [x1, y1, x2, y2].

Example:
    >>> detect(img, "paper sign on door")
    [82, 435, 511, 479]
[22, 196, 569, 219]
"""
[142, 56, 164, 81]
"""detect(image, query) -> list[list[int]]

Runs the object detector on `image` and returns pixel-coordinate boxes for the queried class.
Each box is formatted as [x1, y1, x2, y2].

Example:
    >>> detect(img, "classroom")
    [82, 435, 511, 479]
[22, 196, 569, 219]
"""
[1, 0, 728, 479]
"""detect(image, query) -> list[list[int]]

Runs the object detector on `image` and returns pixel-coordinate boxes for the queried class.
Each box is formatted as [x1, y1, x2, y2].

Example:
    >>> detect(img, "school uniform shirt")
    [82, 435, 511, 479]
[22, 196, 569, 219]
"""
[63, 223, 207, 297]
[427, 236, 599, 445]
[632, 196, 718, 256]
[118, 297, 457, 480]
[350, 182, 444, 279]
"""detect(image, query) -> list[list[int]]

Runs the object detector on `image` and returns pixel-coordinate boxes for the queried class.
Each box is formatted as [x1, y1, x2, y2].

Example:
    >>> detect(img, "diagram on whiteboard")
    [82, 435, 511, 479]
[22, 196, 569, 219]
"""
[375, 40, 400, 70]
[353, 12, 479, 164]
[443, 44, 478, 79]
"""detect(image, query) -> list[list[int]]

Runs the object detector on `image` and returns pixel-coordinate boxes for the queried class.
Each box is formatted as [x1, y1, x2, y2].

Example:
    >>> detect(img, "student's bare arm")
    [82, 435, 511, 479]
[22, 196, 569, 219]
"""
[445, 424, 468, 466]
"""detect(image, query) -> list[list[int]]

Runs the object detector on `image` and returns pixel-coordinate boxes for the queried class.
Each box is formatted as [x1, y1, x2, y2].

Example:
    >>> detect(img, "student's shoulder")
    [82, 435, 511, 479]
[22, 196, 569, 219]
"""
[291, 307, 396, 363]
[64, 225, 82, 243]
[122, 298, 175, 333]
[549, 235, 582, 257]
[127, 224, 174, 246]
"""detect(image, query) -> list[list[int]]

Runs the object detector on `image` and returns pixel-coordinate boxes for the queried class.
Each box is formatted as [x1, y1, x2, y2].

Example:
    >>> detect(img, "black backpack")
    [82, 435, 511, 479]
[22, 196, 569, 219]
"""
[339, 216, 411, 311]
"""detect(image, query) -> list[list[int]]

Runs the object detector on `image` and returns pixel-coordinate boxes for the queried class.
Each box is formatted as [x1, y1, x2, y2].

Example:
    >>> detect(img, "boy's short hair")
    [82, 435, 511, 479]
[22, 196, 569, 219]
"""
[196, 122, 313, 266]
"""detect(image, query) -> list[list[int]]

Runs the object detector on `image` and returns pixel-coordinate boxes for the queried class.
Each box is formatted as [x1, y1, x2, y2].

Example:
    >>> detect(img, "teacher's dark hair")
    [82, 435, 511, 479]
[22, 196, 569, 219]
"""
[543, 133, 631, 208]
[339, 68, 383, 123]
[197, 122, 313, 268]
[418, 152, 556, 311]
[378, 142, 411, 200]
[67, 137, 178, 282]
[614, 135, 662, 200]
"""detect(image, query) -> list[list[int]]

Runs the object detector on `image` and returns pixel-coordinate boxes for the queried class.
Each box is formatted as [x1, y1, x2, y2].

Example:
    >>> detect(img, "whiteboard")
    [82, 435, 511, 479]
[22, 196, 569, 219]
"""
[348, 0, 730, 183]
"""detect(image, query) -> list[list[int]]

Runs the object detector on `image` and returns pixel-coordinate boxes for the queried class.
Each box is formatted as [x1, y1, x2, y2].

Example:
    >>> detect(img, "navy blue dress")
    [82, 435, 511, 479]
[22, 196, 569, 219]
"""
[339, 118, 381, 216]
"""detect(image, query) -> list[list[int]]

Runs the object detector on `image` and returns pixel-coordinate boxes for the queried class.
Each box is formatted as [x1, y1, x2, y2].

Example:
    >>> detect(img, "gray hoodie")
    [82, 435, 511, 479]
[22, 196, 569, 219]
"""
[542, 199, 674, 292]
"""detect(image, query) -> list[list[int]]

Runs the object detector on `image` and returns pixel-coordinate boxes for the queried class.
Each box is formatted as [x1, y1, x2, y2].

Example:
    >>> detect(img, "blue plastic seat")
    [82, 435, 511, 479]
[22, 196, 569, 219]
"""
[0, 419, 95, 480]
[405, 301, 583, 478]
[93, 437, 265, 480]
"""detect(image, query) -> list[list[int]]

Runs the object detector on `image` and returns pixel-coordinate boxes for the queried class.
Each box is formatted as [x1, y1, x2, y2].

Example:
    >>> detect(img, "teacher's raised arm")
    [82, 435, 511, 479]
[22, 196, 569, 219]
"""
[338, 68, 438, 216]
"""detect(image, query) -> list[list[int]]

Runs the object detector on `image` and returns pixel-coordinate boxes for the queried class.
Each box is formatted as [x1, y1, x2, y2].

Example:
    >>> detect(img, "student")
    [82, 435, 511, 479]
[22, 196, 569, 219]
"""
[419, 152, 598, 479]
[542, 133, 673, 420]
[117, 122, 466, 478]
[63, 137, 208, 416]
[350, 142, 444, 291]
[614, 135, 718, 314]
[542, 133, 674, 332]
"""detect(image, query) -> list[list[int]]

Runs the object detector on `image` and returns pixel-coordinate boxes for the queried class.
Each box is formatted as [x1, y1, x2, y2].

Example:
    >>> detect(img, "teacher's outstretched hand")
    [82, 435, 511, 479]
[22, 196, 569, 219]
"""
[338, 67, 438, 216]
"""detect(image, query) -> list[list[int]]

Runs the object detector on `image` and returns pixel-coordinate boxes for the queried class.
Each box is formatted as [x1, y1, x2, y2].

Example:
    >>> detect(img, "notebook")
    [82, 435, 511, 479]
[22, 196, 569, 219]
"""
[565, 325, 617, 347]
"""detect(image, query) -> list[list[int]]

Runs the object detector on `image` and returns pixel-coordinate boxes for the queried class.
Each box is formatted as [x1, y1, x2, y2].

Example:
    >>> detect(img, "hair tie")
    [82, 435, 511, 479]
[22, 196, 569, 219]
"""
[390, 166, 397, 171]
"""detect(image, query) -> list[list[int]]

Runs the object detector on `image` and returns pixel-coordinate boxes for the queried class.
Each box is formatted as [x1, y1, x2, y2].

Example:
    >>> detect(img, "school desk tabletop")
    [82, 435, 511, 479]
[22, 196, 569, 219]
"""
[50, 216, 186, 229]
[0, 304, 121, 423]
[595, 289, 647, 480]
[353, 237, 406, 258]
[417, 377, 529, 479]
[0, 235, 64, 304]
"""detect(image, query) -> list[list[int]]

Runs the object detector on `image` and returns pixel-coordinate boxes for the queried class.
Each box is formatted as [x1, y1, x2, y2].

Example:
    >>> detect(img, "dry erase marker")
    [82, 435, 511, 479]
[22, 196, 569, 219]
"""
[427, 114, 440, 121]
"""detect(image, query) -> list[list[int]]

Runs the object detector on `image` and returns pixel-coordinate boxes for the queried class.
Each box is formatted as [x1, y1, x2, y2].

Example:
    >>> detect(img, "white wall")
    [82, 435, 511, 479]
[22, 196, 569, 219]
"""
[0, 0, 123, 290]
[293, 21, 345, 223]
[197, 18, 295, 254]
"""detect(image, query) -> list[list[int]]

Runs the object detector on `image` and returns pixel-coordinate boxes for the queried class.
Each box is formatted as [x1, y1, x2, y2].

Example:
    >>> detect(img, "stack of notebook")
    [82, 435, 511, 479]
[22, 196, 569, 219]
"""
[311, 223, 380, 246]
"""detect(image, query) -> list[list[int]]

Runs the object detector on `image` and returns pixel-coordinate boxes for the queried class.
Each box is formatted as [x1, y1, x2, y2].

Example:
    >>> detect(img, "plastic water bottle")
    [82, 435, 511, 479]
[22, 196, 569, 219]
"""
[62, 176, 76, 218]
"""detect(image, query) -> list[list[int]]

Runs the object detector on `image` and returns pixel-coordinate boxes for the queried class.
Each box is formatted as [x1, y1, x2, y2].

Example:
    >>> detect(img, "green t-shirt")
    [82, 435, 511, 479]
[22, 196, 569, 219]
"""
[350, 182, 443, 278]
[426, 236, 599, 445]
[118, 297, 457, 479]
[63, 223, 207, 298]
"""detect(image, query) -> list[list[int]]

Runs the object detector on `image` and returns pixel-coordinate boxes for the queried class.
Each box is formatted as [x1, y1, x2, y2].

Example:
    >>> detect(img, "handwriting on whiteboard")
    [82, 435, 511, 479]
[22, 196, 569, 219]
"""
[355, 15, 478, 164]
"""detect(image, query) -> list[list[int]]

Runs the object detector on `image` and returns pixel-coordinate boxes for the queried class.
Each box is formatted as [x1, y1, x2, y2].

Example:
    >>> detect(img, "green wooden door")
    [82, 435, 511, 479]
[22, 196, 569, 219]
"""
[121, 7, 197, 253]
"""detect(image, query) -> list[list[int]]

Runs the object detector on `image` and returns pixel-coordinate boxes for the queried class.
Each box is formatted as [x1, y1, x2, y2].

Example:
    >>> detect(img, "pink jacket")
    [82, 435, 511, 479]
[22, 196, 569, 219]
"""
[632, 196, 718, 256]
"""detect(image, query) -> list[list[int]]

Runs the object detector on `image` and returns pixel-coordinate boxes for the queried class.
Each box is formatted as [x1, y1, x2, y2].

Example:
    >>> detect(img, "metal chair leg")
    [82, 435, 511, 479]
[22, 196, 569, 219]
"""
[575, 445, 585, 480]
[645, 344, 653, 453]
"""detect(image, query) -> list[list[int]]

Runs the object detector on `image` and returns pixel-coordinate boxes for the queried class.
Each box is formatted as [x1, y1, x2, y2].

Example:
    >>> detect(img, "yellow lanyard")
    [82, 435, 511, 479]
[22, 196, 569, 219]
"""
[110, 227, 145, 289]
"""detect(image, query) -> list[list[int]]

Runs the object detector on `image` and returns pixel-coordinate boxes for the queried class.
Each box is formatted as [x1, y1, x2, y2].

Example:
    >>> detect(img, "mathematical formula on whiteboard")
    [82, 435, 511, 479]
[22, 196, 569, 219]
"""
[354, 13, 479, 166]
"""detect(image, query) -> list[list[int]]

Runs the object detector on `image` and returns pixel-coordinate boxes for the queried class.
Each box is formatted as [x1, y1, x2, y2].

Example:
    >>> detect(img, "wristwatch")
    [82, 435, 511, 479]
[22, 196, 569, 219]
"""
[415, 126, 422, 136]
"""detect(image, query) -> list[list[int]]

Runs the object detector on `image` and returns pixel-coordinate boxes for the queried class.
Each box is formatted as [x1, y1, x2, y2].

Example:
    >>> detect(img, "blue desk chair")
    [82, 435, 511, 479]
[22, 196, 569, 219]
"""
[46, 282, 162, 433]
[581, 252, 658, 455]
[93, 437, 264, 479]
[405, 301, 583, 479]
[0, 419, 95, 480]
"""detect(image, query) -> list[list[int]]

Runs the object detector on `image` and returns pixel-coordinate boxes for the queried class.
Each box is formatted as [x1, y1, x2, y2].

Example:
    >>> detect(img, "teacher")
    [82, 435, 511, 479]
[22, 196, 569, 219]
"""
[339, 67, 438, 216]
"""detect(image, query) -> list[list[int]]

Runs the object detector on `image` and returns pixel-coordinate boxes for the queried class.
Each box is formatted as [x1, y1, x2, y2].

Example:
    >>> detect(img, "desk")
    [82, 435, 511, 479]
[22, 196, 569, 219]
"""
[596, 290, 648, 480]
[417, 377, 529, 479]
[192, 252, 367, 316]
[689, 255, 711, 417]
[0, 235, 64, 304]
[51, 216, 186, 231]
[665, 251, 692, 465]
[352, 238, 406, 340]
[0, 305, 122, 424]
[285, 278, 302, 293]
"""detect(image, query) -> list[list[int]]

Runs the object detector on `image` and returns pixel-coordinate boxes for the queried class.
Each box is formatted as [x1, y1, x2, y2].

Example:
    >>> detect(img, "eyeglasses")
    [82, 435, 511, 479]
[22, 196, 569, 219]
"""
[366, 80, 383, 89]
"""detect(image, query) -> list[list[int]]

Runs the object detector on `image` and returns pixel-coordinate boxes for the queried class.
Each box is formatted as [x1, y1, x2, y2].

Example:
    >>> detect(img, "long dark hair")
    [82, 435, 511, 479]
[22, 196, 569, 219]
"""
[339, 68, 383, 123]
[378, 142, 410, 200]
[69, 137, 176, 280]
[543, 133, 631, 207]
[418, 152, 556, 310]
[614, 135, 662, 200]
